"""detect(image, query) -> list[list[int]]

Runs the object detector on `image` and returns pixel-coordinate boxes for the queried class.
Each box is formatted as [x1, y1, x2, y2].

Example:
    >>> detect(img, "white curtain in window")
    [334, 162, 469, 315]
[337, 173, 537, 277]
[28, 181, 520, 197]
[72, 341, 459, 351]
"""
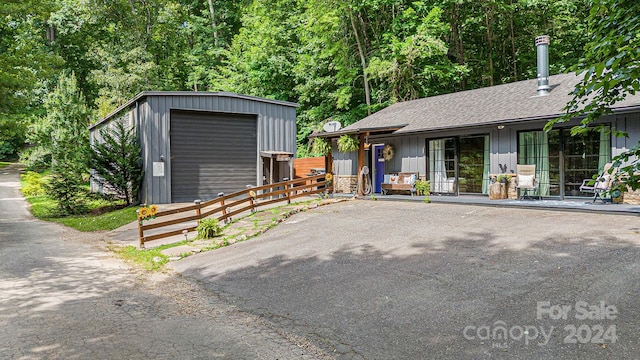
[429, 139, 450, 193]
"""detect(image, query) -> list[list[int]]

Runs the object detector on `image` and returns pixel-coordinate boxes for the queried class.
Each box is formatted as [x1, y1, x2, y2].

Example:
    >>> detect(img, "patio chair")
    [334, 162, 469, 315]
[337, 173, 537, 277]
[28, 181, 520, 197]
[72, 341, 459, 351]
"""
[579, 163, 616, 203]
[515, 164, 540, 200]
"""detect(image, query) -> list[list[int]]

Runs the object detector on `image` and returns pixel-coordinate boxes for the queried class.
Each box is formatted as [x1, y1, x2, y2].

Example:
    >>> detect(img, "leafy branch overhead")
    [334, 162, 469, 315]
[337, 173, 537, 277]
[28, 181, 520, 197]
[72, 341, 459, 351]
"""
[546, 0, 639, 191]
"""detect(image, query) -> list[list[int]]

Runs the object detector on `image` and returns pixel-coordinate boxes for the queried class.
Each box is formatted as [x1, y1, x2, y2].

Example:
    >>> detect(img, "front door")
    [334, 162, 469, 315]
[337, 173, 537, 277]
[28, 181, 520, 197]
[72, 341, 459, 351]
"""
[373, 144, 385, 193]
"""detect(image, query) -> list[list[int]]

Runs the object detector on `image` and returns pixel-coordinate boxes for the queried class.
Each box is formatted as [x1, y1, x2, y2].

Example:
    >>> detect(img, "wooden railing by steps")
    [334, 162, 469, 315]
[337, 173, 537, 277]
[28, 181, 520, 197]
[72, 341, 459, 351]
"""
[137, 174, 329, 248]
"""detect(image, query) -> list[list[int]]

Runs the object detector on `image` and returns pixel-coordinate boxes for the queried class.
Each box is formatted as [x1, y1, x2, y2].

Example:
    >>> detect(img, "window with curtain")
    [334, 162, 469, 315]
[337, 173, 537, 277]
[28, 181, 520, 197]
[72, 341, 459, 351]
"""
[428, 139, 455, 193]
[518, 126, 610, 197]
[518, 131, 550, 197]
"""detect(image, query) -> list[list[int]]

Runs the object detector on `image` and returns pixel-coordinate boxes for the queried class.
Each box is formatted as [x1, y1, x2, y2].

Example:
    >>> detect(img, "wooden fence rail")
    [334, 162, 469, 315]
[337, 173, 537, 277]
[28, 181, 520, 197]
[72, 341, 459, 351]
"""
[137, 174, 329, 248]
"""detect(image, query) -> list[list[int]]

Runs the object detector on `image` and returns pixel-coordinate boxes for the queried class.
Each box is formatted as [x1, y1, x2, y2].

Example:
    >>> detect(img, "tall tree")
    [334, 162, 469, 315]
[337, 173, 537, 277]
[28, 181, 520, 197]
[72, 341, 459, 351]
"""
[30, 72, 91, 169]
[0, 0, 62, 159]
[39, 72, 91, 214]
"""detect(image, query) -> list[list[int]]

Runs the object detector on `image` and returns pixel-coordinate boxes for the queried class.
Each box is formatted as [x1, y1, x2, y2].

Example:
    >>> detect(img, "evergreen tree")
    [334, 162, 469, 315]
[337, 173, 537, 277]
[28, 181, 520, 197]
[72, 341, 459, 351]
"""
[90, 120, 144, 206]
[36, 72, 91, 214]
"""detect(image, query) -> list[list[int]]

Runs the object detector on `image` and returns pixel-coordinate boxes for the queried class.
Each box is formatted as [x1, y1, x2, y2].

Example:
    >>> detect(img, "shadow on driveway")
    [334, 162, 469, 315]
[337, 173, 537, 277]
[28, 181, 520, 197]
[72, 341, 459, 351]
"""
[172, 201, 640, 359]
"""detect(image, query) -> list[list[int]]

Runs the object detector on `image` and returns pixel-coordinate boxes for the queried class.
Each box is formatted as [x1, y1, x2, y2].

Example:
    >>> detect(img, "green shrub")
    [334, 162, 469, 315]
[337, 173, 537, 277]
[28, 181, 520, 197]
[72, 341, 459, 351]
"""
[45, 163, 87, 215]
[21, 171, 47, 196]
[196, 218, 222, 239]
[415, 180, 430, 196]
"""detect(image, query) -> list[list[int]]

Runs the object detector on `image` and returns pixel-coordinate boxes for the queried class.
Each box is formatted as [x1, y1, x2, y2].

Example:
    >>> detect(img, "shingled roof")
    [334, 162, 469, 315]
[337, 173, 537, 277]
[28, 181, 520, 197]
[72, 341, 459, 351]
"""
[339, 73, 640, 135]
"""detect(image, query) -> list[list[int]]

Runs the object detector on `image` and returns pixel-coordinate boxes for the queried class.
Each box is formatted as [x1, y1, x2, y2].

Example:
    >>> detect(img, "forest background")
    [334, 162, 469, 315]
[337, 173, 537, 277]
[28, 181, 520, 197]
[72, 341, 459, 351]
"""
[0, 0, 605, 160]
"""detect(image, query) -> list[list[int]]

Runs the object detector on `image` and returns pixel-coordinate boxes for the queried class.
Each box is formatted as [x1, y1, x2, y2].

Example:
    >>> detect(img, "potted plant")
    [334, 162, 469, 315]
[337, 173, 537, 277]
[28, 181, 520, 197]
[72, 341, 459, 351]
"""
[496, 174, 510, 184]
[610, 182, 625, 204]
[414, 180, 430, 196]
[337, 135, 359, 152]
[489, 174, 510, 200]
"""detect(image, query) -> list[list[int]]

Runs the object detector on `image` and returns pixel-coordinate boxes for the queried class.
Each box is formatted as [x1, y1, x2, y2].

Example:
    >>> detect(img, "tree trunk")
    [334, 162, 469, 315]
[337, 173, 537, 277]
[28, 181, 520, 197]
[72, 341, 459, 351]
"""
[509, 0, 517, 81]
[350, 11, 371, 114]
[128, 0, 136, 15]
[207, 0, 219, 47]
[450, 3, 466, 90]
[485, 10, 494, 86]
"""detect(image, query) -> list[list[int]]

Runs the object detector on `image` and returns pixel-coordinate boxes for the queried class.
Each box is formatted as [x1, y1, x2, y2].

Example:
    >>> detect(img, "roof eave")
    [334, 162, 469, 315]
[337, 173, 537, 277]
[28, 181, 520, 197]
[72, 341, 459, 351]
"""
[309, 125, 408, 139]
[89, 91, 300, 130]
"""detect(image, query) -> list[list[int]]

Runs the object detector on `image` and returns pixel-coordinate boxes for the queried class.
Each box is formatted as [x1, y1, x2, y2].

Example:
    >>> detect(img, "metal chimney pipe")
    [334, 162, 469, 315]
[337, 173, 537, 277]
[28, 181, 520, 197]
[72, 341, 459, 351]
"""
[535, 35, 551, 96]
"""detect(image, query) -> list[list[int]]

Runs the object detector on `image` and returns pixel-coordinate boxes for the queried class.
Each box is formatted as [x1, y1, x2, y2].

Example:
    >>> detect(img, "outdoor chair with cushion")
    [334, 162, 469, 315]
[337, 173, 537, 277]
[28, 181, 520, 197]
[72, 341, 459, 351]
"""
[579, 163, 616, 203]
[515, 164, 540, 200]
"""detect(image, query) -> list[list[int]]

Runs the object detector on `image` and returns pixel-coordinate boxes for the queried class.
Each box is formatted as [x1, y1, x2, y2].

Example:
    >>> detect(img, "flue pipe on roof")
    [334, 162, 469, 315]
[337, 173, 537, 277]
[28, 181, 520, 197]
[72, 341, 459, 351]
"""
[535, 35, 551, 96]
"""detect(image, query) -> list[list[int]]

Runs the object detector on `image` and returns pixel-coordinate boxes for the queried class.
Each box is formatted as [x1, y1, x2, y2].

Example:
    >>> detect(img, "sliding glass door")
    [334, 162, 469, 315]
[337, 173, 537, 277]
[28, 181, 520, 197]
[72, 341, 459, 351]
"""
[459, 136, 490, 194]
[518, 127, 610, 197]
[428, 135, 489, 195]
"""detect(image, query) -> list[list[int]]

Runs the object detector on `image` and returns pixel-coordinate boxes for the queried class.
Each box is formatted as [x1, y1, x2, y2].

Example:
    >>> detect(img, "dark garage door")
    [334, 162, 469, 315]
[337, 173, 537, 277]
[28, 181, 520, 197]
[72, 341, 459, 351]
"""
[170, 110, 257, 203]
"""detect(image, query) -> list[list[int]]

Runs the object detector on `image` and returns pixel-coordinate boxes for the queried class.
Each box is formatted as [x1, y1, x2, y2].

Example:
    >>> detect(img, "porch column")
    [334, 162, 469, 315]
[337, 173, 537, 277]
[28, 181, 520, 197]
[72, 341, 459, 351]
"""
[288, 158, 293, 179]
[357, 133, 365, 196]
[326, 146, 333, 174]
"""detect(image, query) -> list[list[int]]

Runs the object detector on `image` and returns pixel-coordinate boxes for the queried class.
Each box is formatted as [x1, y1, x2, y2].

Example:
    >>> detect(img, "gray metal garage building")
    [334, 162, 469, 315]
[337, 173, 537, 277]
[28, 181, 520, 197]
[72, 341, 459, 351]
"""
[89, 92, 298, 204]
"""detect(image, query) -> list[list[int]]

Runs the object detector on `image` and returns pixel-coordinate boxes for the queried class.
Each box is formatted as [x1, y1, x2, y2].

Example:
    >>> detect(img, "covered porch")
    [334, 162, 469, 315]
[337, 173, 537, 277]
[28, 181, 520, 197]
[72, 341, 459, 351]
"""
[332, 192, 640, 215]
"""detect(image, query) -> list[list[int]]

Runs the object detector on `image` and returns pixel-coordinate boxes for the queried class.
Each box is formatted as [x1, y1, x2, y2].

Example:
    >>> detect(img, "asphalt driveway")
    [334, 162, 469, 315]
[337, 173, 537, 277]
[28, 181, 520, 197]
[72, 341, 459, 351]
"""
[171, 200, 640, 359]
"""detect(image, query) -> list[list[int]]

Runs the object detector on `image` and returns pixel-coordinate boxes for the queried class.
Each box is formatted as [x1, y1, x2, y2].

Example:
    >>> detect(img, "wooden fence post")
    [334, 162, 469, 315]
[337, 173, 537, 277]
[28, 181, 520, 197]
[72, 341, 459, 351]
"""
[218, 192, 229, 223]
[137, 209, 145, 249]
[283, 177, 291, 204]
[194, 199, 202, 224]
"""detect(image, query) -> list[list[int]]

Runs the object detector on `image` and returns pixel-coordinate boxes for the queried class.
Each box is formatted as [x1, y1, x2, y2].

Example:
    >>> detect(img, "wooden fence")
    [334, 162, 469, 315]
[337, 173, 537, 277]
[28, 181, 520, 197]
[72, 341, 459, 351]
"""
[293, 156, 325, 178]
[136, 174, 329, 248]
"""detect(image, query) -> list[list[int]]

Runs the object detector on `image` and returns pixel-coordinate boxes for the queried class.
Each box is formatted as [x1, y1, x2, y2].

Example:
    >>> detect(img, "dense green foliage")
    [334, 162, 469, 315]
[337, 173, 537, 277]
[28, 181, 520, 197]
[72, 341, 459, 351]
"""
[91, 121, 144, 205]
[2, 0, 598, 161]
[5, 0, 639, 196]
[546, 0, 639, 190]
[21, 171, 47, 196]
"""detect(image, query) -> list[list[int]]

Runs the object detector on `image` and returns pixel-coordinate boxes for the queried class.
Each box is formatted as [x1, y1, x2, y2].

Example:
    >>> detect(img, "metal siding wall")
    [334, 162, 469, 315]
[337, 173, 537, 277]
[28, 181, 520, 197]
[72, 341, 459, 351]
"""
[613, 113, 640, 158]
[362, 135, 426, 176]
[331, 142, 357, 175]
[138, 94, 296, 203]
[326, 113, 640, 183]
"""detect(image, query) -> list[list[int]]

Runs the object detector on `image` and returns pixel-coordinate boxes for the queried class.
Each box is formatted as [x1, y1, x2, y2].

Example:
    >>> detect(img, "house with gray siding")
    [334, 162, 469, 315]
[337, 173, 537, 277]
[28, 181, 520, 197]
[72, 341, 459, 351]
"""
[89, 92, 298, 204]
[317, 71, 640, 203]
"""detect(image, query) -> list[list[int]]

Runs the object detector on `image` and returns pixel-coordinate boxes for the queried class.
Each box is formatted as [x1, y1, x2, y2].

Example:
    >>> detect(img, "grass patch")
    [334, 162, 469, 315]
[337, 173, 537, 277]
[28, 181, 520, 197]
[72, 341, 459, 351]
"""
[0, 161, 10, 169]
[112, 244, 172, 271]
[51, 206, 138, 231]
[23, 192, 137, 231]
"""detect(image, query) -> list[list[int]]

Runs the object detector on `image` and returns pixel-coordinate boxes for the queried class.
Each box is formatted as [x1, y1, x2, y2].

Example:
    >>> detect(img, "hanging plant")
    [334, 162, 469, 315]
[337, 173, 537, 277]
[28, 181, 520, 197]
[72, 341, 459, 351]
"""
[310, 136, 331, 156]
[337, 134, 359, 153]
[383, 144, 395, 161]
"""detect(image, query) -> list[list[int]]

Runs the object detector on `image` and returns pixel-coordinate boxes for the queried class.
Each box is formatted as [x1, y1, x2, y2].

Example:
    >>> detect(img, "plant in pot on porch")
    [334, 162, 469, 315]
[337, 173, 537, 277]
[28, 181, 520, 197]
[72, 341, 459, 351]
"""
[337, 135, 359, 153]
[489, 174, 510, 200]
[414, 179, 430, 196]
[609, 181, 626, 204]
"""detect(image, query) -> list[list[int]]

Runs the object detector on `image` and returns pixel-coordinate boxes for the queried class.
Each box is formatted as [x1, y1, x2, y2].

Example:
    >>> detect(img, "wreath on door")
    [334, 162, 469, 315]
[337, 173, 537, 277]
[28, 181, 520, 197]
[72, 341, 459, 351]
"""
[383, 144, 395, 161]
